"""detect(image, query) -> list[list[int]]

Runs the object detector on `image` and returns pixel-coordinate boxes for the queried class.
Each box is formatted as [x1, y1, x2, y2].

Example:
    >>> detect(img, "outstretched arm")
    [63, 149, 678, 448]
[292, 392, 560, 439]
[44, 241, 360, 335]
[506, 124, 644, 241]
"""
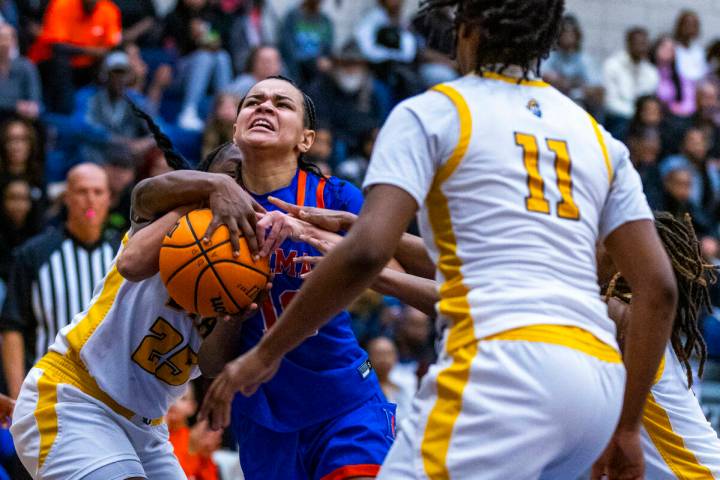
[200, 185, 418, 429]
[132, 171, 265, 254]
[592, 220, 677, 479]
[268, 196, 435, 278]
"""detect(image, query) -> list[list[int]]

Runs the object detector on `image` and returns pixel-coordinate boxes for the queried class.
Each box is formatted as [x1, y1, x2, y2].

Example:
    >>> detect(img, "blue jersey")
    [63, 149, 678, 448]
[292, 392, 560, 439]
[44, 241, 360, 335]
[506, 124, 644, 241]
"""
[232, 169, 384, 432]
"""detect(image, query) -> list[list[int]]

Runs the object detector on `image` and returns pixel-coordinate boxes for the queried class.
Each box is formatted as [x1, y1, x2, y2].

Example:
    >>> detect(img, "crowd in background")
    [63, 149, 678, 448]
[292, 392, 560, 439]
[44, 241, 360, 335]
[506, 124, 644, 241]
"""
[0, 0, 720, 478]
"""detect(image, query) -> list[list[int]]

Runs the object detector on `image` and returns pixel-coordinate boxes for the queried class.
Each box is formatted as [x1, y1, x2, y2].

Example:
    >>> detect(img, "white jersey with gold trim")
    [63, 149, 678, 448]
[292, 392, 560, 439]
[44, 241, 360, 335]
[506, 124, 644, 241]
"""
[49, 263, 204, 420]
[642, 345, 720, 479]
[364, 72, 652, 349]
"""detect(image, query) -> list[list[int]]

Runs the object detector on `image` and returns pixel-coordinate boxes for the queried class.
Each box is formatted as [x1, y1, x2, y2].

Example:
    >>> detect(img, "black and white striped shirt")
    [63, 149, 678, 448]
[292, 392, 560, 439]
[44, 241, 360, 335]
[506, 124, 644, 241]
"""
[0, 227, 119, 369]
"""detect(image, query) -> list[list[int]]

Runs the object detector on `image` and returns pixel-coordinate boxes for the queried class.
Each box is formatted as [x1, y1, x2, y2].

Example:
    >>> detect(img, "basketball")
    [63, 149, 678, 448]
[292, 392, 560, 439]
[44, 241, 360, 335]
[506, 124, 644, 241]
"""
[159, 209, 270, 318]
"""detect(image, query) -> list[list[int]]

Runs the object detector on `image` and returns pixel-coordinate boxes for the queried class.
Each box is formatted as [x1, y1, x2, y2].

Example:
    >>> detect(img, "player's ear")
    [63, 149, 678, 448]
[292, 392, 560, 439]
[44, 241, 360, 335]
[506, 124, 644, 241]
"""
[298, 129, 316, 154]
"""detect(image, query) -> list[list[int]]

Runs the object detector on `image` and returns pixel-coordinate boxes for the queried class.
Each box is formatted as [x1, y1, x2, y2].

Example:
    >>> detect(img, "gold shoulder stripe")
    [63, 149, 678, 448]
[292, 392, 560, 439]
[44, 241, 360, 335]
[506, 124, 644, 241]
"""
[588, 114, 614, 185]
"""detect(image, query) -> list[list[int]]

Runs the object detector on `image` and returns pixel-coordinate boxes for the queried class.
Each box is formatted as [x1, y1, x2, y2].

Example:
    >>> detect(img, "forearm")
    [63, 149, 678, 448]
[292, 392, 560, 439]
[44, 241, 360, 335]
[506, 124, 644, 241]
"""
[132, 171, 224, 222]
[395, 233, 435, 279]
[117, 208, 191, 281]
[617, 288, 674, 429]
[1, 331, 25, 398]
[199, 321, 244, 377]
[371, 269, 438, 316]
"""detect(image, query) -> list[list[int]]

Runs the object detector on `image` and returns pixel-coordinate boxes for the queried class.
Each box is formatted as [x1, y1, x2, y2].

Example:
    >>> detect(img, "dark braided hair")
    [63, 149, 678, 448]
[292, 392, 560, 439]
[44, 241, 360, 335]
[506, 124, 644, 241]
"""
[418, 0, 565, 78]
[126, 98, 193, 171]
[235, 75, 325, 178]
[605, 212, 715, 388]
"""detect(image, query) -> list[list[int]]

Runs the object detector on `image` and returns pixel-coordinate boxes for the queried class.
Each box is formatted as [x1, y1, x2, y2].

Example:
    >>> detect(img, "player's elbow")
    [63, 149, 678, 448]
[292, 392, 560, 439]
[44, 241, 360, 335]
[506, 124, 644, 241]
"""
[347, 237, 393, 273]
[116, 248, 154, 282]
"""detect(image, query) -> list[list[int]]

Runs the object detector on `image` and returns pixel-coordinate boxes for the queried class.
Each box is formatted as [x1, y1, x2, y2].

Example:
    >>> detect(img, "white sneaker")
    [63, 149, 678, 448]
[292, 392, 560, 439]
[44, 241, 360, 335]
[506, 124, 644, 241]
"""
[178, 108, 205, 131]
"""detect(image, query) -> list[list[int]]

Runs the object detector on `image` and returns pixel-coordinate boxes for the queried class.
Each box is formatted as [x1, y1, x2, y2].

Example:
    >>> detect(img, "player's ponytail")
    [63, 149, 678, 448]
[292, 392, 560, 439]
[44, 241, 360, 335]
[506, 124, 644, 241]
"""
[127, 97, 192, 171]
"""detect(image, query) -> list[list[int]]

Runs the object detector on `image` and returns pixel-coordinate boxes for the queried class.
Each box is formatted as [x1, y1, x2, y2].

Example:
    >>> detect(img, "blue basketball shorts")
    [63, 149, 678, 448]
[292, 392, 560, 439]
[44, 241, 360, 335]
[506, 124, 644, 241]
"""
[234, 394, 396, 480]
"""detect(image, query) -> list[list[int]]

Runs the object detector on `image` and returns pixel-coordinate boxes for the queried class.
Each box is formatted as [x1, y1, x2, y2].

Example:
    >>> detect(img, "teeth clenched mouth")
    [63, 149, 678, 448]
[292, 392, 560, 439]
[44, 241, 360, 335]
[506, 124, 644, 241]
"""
[250, 119, 274, 131]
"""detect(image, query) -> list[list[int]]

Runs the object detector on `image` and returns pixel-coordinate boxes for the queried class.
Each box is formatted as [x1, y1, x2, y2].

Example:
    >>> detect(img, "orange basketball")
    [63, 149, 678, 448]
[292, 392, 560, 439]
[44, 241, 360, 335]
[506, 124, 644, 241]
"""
[159, 209, 270, 318]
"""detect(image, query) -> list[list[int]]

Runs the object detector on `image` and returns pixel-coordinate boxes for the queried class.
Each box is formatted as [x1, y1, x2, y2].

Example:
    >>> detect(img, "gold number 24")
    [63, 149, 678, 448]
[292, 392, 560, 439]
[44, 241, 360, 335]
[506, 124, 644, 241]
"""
[514, 132, 580, 220]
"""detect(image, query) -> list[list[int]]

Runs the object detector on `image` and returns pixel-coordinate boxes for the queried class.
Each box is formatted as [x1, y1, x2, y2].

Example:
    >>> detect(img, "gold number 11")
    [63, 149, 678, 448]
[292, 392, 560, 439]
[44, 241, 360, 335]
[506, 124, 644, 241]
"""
[514, 133, 580, 220]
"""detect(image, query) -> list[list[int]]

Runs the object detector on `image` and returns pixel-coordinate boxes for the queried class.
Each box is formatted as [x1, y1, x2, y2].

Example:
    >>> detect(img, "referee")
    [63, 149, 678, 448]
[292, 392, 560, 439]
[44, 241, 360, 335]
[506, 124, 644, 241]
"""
[0, 163, 118, 398]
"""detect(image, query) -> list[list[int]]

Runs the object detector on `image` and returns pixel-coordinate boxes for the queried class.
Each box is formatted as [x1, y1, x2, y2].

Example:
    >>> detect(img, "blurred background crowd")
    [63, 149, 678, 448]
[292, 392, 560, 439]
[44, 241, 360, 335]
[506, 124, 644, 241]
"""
[0, 0, 720, 478]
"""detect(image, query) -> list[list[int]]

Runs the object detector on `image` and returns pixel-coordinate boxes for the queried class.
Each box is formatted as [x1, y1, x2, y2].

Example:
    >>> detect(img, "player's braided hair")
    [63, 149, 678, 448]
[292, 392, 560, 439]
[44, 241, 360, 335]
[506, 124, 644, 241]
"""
[236, 75, 325, 179]
[605, 212, 715, 388]
[418, 0, 565, 78]
[127, 99, 193, 171]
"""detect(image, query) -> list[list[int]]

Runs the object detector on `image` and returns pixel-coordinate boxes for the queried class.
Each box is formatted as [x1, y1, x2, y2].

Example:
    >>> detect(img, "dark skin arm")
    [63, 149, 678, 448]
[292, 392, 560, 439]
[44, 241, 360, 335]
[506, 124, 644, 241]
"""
[132, 171, 265, 255]
[268, 196, 435, 278]
[296, 234, 440, 316]
[592, 220, 677, 480]
[116, 206, 194, 281]
[199, 185, 417, 429]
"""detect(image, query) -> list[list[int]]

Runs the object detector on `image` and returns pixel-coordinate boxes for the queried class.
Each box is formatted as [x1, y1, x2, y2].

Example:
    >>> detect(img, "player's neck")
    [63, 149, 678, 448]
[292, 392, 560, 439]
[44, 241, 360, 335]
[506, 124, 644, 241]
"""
[241, 154, 298, 195]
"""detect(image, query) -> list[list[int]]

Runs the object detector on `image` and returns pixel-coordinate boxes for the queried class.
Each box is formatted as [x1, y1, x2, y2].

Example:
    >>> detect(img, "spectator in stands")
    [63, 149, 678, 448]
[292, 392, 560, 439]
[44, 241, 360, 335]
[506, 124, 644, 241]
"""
[355, 0, 419, 99]
[0, 118, 43, 192]
[83, 51, 155, 164]
[227, 0, 273, 73]
[0, 163, 117, 398]
[627, 129, 663, 209]
[305, 125, 332, 174]
[0, 24, 40, 120]
[167, 383, 221, 480]
[0, 0, 18, 27]
[393, 305, 435, 390]
[691, 82, 720, 158]
[103, 149, 134, 237]
[224, 44, 282, 98]
[707, 40, 720, 92]
[28, 0, 122, 114]
[201, 92, 240, 159]
[0, 178, 41, 285]
[14, 0, 47, 53]
[543, 15, 603, 113]
[307, 40, 388, 160]
[113, 0, 158, 46]
[653, 34, 696, 118]
[278, 0, 333, 85]
[673, 9, 707, 82]
[125, 43, 172, 115]
[603, 27, 659, 139]
[336, 127, 377, 187]
[163, 0, 232, 131]
[355, 0, 416, 66]
[660, 127, 720, 217]
[367, 336, 412, 424]
[660, 164, 713, 235]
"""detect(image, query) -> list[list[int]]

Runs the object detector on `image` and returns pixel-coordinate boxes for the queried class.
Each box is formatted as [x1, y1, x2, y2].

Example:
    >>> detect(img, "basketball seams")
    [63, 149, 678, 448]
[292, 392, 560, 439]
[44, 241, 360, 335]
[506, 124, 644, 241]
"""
[162, 239, 232, 285]
[184, 217, 243, 312]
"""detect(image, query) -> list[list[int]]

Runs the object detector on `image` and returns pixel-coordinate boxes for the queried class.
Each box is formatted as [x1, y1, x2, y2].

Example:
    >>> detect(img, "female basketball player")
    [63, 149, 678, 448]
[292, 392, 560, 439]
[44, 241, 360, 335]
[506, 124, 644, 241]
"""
[187, 76, 396, 480]
[200, 1, 679, 479]
[597, 212, 720, 479]
[9, 133, 265, 479]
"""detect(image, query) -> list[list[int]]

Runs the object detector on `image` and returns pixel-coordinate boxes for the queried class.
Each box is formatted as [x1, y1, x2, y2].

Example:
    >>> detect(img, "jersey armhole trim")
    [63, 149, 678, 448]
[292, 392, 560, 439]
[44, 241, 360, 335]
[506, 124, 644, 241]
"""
[430, 84, 472, 184]
[587, 114, 614, 185]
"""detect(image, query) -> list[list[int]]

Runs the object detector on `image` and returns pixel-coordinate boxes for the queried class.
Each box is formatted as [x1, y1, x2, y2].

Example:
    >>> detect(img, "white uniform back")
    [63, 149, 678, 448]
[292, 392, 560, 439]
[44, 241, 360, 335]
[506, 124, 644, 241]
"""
[50, 262, 202, 420]
[642, 346, 720, 478]
[364, 73, 652, 348]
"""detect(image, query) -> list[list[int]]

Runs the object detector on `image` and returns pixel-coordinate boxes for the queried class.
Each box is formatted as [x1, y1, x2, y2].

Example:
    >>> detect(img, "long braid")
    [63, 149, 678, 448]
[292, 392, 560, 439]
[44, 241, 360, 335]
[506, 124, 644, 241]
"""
[127, 97, 192, 171]
[606, 212, 715, 388]
[418, 0, 565, 79]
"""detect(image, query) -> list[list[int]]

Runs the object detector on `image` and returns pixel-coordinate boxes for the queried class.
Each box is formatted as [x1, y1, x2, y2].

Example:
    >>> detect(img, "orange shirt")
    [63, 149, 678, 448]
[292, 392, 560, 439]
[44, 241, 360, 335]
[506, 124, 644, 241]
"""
[169, 426, 220, 480]
[29, 0, 121, 67]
